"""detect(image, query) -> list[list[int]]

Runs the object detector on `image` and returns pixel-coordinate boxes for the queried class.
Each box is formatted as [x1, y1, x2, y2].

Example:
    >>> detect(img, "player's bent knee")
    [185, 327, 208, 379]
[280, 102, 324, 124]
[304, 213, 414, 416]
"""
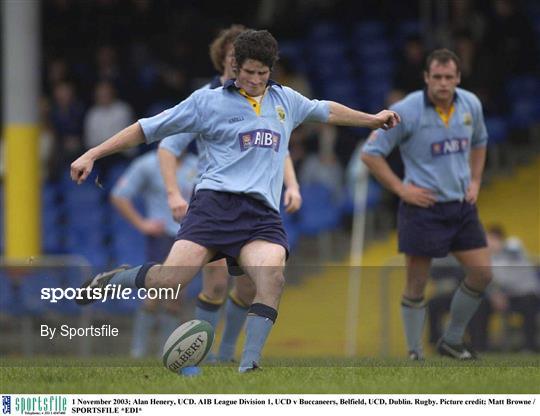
[266, 270, 286, 295]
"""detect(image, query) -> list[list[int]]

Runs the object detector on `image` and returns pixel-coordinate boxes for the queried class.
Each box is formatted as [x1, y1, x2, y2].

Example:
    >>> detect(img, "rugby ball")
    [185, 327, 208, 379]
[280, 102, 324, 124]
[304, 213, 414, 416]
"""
[162, 320, 214, 372]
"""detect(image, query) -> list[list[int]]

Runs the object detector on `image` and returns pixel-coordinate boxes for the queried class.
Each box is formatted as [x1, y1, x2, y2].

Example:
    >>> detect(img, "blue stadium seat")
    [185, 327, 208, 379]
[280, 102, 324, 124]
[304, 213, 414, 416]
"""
[298, 183, 341, 235]
[352, 20, 386, 40]
[506, 76, 540, 100]
[110, 221, 146, 265]
[509, 97, 540, 129]
[341, 178, 384, 215]
[485, 117, 509, 145]
[104, 162, 129, 192]
[281, 211, 300, 250]
[361, 59, 395, 78]
[308, 22, 344, 42]
[395, 20, 423, 46]
[19, 273, 61, 315]
[355, 40, 392, 60]
[65, 206, 107, 231]
[42, 182, 59, 206]
[0, 273, 16, 315]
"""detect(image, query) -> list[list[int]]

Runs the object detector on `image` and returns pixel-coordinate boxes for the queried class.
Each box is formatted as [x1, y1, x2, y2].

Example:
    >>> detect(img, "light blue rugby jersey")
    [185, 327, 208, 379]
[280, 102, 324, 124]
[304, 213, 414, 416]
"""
[111, 151, 199, 236]
[139, 79, 329, 211]
[158, 76, 223, 175]
[362, 88, 488, 202]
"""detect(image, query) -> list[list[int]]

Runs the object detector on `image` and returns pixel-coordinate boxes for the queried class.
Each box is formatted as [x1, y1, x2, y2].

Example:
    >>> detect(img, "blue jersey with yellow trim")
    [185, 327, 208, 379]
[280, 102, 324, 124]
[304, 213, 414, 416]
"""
[362, 88, 488, 202]
[139, 80, 329, 211]
[111, 151, 199, 236]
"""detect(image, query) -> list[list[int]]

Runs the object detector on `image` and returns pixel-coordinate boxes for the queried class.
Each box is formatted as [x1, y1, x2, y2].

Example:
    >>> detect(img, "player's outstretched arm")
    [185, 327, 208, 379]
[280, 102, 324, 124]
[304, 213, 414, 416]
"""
[327, 101, 400, 130]
[158, 147, 188, 222]
[71, 122, 146, 184]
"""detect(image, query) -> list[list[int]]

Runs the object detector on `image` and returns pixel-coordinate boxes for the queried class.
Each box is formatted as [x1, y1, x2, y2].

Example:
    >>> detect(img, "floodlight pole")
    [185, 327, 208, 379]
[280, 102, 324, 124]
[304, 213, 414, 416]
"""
[345, 163, 369, 356]
[2, 0, 41, 258]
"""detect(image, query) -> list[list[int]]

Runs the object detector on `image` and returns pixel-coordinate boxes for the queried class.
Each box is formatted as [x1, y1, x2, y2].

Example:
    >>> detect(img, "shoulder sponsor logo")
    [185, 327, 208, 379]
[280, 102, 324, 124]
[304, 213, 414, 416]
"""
[229, 116, 244, 123]
[431, 138, 469, 156]
[239, 129, 281, 152]
[276, 105, 286, 123]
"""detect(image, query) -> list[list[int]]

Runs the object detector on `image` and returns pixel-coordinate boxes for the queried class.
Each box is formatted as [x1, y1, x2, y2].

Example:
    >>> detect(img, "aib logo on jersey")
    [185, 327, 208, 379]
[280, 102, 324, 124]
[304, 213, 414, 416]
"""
[239, 129, 281, 152]
[431, 138, 469, 157]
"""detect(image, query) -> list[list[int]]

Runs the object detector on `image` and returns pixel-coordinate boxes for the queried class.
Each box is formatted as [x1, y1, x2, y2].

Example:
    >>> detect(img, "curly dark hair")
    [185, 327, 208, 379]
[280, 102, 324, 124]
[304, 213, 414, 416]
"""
[209, 24, 246, 73]
[233, 29, 279, 70]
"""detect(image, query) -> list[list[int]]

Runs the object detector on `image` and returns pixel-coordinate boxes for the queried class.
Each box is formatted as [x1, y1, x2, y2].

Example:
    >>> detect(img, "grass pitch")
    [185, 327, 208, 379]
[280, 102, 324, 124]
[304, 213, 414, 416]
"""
[1, 355, 539, 394]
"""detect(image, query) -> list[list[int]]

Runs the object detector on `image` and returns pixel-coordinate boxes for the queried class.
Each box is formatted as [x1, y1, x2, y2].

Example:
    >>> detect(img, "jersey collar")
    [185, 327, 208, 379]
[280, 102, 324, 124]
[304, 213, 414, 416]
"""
[209, 75, 223, 89]
[423, 89, 459, 107]
[223, 78, 282, 90]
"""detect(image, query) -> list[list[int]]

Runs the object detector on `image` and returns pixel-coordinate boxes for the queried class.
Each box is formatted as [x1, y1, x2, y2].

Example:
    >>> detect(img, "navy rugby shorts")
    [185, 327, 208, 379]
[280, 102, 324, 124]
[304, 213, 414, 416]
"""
[398, 200, 487, 258]
[176, 190, 289, 270]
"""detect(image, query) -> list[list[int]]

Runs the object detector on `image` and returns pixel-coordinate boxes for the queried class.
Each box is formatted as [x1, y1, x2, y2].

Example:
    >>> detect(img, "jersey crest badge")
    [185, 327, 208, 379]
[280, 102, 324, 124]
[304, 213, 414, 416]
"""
[463, 112, 472, 126]
[276, 105, 286, 123]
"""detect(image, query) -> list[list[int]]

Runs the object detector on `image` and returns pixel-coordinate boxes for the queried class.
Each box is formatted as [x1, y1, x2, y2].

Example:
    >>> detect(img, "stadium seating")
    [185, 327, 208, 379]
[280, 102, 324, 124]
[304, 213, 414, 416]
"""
[298, 183, 341, 236]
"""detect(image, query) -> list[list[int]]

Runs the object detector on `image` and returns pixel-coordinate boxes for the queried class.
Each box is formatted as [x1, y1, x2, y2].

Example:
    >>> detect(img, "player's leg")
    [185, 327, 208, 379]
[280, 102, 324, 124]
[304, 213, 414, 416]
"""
[439, 247, 492, 358]
[131, 297, 159, 358]
[195, 259, 229, 330]
[237, 240, 286, 372]
[218, 273, 256, 362]
[402, 255, 431, 360]
[160, 297, 183, 354]
[77, 240, 214, 304]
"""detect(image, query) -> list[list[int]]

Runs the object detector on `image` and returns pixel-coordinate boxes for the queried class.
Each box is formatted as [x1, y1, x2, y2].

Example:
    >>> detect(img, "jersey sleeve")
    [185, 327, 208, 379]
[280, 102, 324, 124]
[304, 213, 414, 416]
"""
[285, 87, 330, 127]
[111, 157, 149, 199]
[159, 133, 198, 157]
[138, 91, 203, 144]
[361, 103, 408, 157]
[471, 95, 488, 148]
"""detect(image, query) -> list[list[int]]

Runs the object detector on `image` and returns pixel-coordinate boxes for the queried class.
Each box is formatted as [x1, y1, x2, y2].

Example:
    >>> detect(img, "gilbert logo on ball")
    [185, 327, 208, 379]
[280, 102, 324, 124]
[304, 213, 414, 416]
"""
[162, 320, 214, 372]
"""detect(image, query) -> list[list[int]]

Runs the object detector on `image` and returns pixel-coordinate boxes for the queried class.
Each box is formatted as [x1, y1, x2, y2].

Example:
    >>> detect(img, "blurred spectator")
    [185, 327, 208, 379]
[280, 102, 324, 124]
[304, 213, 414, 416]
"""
[453, 31, 500, 114]
[44, 57, 71, 96]
[273, 57, 313, 98]
[482, 0, 538, 77]
[393, 34, 425, 94]
[448, 0, 486, 43]
[84, 81, 133, 149]
[48, 81, 86, 180]
[83, 81, 135, 178]
[486, 225, 540, 352]
[92, 45, 129, 96]
[299, 125, 344, 200]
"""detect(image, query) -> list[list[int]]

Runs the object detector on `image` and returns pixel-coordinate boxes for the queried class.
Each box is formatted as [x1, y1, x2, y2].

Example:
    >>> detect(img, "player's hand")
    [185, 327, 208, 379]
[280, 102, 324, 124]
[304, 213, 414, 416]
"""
[372, 110, 401, 130]
[140, 220, 166, 236]
[284, 186, 302, 213]
[168, 192, 188, 222]
[465, 180, 480, 204]
[399, 183, 436, 208]
[70, 152, 95, 185]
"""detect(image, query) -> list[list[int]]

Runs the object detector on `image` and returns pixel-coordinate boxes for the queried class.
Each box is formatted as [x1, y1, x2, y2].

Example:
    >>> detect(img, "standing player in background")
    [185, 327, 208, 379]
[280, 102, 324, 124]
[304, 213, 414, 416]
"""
[362, 49, 492, 360]
[71, 29, 399, 372]
[159, 24, 302, 363]
[110, 150, 199, 358]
